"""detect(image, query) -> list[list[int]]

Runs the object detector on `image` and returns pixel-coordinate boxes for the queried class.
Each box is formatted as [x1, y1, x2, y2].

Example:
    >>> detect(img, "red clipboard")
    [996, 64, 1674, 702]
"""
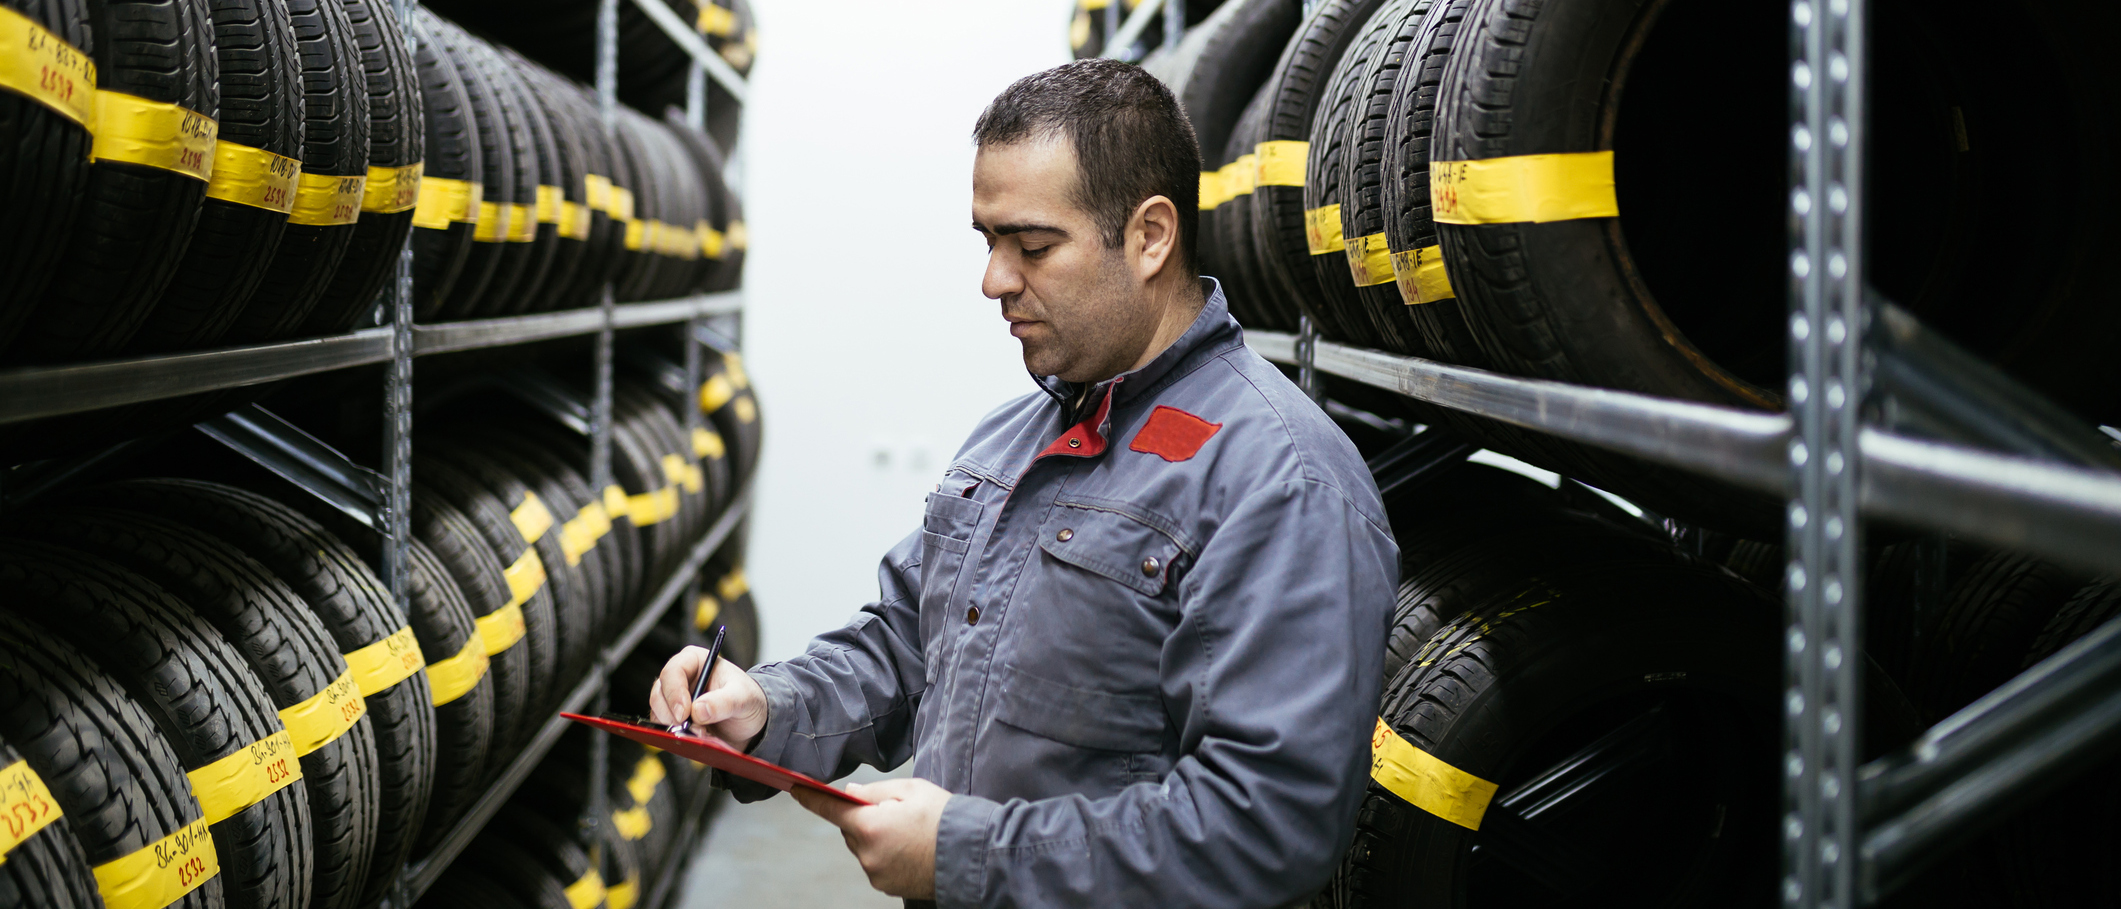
[561, 713, 873, 805]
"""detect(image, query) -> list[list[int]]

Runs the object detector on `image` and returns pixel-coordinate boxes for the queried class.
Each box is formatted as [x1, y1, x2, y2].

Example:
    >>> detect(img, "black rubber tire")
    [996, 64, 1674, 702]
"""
[75, 479, 434, 908]
[232, 0, 370, 343]
[1159, 0, 1302, 162]
[1212, 83, 1280, 330]
[410, 477, 541, 751]
[1906, 550, 2086, 722]
[425, 14, 513, 320]
[22, 506, 381, 909]
[0, 732, 100, 909]
[416, 864, 533, 909]
[302, 0, 423, 335]
[506, 49, 590, 314]
[519, 63, 615, 311]
[606, 403, 680, 599]
[404, 535, 496, 856]
[0, 0, 95, 344]
[9, 0, 217, 363]
[480, 806, 596, 902]
[483, 50, 563, 316]
[128, 0, 303, 354]
[428, 437, 610, 691]
[0, 540, 309, 909]
[695, 345, 760, 488]
[491, 420, 648, 626]
[701, 556, 758, 670]
[407, 8, 481, 320]
[0, 610, 222, 909]
[1372, 0, 1483, 363]
[1303, 0, 1416, 350]
[1246, 0, 1390, 340]
[663, 111, 732, 294]
[414, 448, 574, 716]
[607, 113, 661, 301]
[459, 834, 575, 909]
[1332, 556, 1780, 909]
[458, 35, 543, 318]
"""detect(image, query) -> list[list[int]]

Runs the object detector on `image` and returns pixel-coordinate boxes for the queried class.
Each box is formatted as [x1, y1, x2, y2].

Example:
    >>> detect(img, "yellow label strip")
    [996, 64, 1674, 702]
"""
[717, 568, 749, 602]
[426, 630, 490, 707]
[204, 142, 300, 214]
[734, 396, 756, 424]
[1429, 151, 1618, 225]
[1391, 245, 1454, 304]
[92, 817, 217, 909]
[726, 220, 748, 250]
[611, 805, 651, 840]
[724, 353, 749, 388]
[1304, 204, 1343, 256]
[535, 184, 562, 224]
[696, 3, 735, 35]
[1370, 718, 1497, 830]
[92, 90, 216, 180]
[583, 173, 612, 212]
[502, 548, 547, 609]
[661, 453, 699, 494]
[626, 755, 665, 805]
[476, 602, 527, 657]
[559, 502, 611, 566]
[692, 426, 725, 460]
[345, 626, 425, 698]
[0, 7, 94, 128]
[278, 669, 365, 756]
[558, 201, 590, 240]
[363, 161, 422, 213]
[1253, 140, 1306, 188]
[1345, 233, 1394, 287]
[627, 487, 679, 526]
[506, 202, 536, 242]
[512, 491, 555, 543]
[698, 374, 735, 414]
[694, 594, 721, 631]
[603, 486, 631, 523]
[412, 177, 480, 230]
[698, 221, 725, 259]
[565, 868, 606, 909]
[185, 730, 301, 824]
[288, 171, 365, 226]
[0, 759, 63, 861]
[605, 875, 639, 909]
[474, 200, 509, 242]
[609, 186, 635, 221]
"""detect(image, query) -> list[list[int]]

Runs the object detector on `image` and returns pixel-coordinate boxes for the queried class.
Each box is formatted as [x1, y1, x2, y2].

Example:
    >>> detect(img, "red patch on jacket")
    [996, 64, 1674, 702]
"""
[1129, 406, 1222, 462]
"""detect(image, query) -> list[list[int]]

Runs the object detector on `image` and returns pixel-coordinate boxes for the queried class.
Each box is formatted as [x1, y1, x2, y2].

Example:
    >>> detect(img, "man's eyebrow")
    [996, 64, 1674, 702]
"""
[972, 221, 1070, 238]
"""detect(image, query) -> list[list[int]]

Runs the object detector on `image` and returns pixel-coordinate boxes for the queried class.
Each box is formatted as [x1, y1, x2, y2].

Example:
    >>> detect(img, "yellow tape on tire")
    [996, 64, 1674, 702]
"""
[502, 548, 547, 608]
[474, 200, 509, 242]
[278, 669, 365, 756]
[345, 626, 425, 697]
[92, 90, 216, 180]
[692, 427, 725, 460]
[412, 177, 480, 230]
[0, 759, 63, 861]
[477, 602, 527, 657]
[718, 568, 749, 603]
[288, 172, 365, 226]
[626, 487, 679, 526]
[611, 805, 651, 840]
[186, 731, 301, 824]
[698, 221, 725, 259]
[0, 7, 94, 128]
[1344, 233, 1394, 288]
[426, 630, 490, 707]
[605, 874, 639, 909]
[363, 161, 422, 213]
[625, 755, 665, 805]
[608, 186, 635, 221]
[694, 594, 720, 631]
[1197, 154, 1256, 210]
[507, 202, 536, 242]
[558, 201, 590, 240]
[92, 817, 217, 909]
[565, 868, 606, 909]
[583, 173, 612, 212]
[559, 502, 611, 566]
[1304, 204, 1342, 255]
[1370, 718, 1497, 830]
[512, 491, 555, 544]
[1252, 140, 1306, 188]
[696, 3, 734, 34]
[1429, 151, 1618, 225]
[1391, 245, 1454, 304]
[204, 142, 299, 214]
[726, 220, 748, 251]
[535, 184, 562, 224]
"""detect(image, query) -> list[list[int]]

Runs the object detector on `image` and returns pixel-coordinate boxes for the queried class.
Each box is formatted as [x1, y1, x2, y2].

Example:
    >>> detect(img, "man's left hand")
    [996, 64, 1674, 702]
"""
[791, 777, 949, 900]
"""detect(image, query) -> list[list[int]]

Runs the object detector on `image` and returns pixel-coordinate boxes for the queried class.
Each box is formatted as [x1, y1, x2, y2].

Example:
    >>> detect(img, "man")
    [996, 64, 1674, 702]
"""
[649, 59, 1396, 908]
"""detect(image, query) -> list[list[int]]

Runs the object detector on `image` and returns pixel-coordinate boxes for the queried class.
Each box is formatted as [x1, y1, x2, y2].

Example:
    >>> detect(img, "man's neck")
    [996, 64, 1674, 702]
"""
[1126, 273, 1207, 375]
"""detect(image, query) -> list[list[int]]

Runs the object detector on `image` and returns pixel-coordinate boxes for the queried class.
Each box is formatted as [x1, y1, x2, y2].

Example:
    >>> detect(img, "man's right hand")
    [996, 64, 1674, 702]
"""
[648, 646, 769, 751]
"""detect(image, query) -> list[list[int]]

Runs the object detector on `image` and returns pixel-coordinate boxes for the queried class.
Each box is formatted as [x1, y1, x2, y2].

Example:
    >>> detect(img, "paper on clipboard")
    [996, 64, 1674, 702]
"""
[561, 713, 874, 805]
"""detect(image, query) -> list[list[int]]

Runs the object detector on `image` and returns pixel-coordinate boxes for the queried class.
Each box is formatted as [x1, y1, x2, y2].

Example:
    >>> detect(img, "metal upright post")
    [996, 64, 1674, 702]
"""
[1296, 314, 1322, 405]
[1104, 0, 1120, 56]
[591, 0, 620, 496]
[685, 63, 707, 132]
[1163, 0, 1185, 47]
[384, 6, 419, 906]
[1785, 0, 1866, 903]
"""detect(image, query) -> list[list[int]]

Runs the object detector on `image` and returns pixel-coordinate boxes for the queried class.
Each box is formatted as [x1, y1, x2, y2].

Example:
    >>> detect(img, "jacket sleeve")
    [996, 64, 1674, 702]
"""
[732, 528, 926, 799]
[932, 478, 1397, 908]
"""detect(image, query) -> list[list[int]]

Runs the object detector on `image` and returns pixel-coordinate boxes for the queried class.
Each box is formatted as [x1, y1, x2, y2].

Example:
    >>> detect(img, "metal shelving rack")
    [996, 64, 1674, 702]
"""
[1201, 0, 2121, 906]
[0, 0, 750, 904]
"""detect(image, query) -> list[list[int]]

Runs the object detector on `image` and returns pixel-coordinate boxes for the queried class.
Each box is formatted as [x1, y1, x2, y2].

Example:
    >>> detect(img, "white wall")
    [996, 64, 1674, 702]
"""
[739, 0, 1078, 661]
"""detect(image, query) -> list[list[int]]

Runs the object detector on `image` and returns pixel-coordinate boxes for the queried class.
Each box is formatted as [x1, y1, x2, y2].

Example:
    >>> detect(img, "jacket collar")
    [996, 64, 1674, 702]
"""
[1032, 278, 1242, 425]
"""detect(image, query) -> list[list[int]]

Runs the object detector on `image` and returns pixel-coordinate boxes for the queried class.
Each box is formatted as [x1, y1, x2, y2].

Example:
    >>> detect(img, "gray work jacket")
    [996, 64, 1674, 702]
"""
[742, 280, 1397, 908]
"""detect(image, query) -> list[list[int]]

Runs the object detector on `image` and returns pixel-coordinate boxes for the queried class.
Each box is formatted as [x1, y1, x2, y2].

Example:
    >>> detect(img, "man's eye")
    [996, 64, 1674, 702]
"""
[1022, 245, 1049, 258]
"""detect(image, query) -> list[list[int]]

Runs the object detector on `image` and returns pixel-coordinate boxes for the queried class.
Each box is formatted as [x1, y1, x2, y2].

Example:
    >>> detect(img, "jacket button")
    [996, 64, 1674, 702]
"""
[1067, 437, 1081, 449]
[1056, 528, 1073, 542]
[966, 606, 981, 625]
[1141, 557, 1161, 578]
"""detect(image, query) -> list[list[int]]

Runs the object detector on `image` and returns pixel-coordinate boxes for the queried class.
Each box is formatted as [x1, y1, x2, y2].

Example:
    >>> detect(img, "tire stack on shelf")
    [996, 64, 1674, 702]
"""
[1140, 0, 2121, 905]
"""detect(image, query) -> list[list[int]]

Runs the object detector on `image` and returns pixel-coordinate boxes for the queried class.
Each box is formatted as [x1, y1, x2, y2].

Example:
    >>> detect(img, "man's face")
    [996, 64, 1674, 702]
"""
[973, 137, 1161, 384]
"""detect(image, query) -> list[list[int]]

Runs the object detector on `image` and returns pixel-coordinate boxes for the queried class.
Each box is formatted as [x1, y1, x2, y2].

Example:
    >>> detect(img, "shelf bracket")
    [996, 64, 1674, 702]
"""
[196, 405, 391, 531]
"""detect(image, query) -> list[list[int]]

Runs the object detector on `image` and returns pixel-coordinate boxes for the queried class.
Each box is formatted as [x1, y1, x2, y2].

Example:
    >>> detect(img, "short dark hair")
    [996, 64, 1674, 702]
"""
[973, 59, 1200, 273]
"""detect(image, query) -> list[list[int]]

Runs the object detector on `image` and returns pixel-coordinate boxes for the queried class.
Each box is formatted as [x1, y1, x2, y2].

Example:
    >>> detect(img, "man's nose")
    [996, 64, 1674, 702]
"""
[982, 248, 1022, 301]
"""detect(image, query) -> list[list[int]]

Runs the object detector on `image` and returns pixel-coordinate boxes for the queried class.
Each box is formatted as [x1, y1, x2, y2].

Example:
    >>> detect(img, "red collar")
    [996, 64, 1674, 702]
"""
[1035, 377, 1121, 461]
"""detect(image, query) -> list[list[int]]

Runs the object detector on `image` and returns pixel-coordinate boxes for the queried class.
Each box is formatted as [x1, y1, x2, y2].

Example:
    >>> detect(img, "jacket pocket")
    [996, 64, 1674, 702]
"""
[993, 664, 1166, 753]
[1035, 503, 1186, 597]
[918, 487, 986, 681]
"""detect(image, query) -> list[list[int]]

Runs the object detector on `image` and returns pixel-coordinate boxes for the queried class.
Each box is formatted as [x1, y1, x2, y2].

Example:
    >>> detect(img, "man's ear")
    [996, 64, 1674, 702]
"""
[1129, 194, 1179, 283]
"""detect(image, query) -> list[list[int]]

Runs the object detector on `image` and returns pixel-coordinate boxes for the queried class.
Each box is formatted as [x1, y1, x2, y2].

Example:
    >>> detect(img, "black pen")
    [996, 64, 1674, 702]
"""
[676, 624, 726, 737]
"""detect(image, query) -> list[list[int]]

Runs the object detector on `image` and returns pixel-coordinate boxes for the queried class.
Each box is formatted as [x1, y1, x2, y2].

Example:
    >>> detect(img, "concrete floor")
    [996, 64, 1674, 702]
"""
[670, 764, 908, 908]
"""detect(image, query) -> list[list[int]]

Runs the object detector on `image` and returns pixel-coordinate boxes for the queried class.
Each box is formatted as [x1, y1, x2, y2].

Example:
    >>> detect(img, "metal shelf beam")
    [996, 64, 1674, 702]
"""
[400, 486, 752, 899]
[0, 293, 744, 426]
[1247, 332, 2121, 577]
[622, 0, 749, 102]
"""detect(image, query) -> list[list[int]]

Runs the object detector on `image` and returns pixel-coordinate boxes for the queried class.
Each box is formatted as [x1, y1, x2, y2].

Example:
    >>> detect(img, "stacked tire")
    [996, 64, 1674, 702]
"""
[0, 371, 743, 908]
